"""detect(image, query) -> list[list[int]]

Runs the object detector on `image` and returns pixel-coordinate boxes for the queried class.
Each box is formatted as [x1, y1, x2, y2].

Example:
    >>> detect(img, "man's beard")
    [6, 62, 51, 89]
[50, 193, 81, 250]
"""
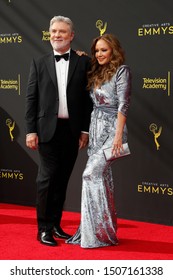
[51, 40, 71, 52]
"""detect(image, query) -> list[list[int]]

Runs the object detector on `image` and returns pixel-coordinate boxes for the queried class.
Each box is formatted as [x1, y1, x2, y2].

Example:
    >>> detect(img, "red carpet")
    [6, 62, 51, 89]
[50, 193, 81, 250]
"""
[0, 203, 173, 260]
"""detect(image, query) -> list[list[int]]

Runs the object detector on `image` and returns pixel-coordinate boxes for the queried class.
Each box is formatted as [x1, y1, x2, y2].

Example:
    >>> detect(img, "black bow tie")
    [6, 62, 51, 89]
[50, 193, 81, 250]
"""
[55, 53, 69, 62]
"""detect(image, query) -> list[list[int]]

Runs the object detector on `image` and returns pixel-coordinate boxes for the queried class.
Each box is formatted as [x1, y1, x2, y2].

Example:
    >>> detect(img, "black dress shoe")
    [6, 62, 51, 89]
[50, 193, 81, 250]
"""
[37, 231, 57, 246]
[53, 226, 72, 239]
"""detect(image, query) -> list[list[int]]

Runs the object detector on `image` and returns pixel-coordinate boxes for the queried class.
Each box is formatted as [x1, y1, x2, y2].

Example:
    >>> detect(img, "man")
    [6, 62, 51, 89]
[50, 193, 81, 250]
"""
[25, 16, 92, 246]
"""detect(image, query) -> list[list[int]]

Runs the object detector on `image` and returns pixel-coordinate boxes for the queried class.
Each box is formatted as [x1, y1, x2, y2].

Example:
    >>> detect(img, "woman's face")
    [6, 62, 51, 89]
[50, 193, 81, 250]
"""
[95, 39, 112, 65]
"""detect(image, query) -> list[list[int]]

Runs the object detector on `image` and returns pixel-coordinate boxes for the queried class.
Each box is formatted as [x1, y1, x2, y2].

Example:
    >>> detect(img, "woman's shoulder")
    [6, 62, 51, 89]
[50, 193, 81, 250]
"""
[117, 64, 130, 72]
[115, 64, 131, 78]
[110, 65, 131, 84]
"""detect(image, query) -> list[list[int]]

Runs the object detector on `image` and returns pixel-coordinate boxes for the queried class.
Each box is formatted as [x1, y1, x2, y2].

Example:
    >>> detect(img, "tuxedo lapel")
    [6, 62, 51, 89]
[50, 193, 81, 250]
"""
[67, 50, 79, 85]
[44, 52, 58, 90]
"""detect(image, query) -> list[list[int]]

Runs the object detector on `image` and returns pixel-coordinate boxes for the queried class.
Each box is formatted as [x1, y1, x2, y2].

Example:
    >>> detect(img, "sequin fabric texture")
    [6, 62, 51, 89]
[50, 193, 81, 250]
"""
[66, 65, 131, 248]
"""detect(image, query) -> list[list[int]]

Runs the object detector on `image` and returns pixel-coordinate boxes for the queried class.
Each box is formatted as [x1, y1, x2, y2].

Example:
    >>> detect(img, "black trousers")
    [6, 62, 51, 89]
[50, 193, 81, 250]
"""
[36, 119, 79, 232]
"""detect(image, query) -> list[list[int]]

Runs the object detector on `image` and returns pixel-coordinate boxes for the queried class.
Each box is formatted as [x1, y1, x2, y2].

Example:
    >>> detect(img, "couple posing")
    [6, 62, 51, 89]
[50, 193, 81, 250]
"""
[25, 15, 131, 248]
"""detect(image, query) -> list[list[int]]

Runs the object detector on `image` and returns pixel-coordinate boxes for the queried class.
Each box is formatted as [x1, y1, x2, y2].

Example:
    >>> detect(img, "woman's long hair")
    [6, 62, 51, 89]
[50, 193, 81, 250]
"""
[87, 34, 125, 90]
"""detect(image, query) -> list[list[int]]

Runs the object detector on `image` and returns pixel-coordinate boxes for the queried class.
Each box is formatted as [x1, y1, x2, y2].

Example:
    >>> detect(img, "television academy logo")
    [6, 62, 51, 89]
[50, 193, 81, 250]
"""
[142, 72, 171, 96]
[42, 31, 50, 41]
[0, 75, 21, 95]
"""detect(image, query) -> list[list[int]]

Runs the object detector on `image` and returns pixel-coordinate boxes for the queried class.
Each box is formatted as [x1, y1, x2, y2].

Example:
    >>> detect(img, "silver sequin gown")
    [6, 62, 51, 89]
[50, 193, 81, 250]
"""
[66, 65, 131, 248]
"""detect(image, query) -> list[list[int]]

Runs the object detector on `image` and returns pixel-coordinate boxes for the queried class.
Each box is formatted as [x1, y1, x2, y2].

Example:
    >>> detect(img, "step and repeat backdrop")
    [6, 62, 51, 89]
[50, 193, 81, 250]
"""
[1, 0, 173, 225]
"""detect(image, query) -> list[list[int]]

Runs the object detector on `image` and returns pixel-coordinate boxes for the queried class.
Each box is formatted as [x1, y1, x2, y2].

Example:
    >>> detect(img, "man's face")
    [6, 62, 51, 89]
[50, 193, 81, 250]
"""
[50, 21, 74, 53]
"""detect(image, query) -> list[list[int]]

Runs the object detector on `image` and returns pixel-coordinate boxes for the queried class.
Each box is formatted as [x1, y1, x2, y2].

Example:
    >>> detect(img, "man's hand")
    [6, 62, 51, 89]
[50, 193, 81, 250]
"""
[26, 133, 38, 150]
[79, 133, 89, 149]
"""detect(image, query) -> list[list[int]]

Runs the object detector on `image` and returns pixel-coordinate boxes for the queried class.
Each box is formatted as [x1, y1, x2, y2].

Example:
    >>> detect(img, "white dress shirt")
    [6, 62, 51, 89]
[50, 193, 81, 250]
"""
[54, 49, 70, 119]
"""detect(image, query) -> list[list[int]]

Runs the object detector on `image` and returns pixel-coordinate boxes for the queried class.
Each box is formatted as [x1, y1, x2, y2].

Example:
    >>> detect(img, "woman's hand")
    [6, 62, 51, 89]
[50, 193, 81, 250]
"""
[111, 138, 123, 156]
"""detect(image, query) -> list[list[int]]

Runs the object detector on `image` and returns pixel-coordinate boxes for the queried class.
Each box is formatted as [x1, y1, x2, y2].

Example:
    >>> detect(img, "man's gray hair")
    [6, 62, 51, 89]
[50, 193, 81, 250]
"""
[49, 16, 74, 32]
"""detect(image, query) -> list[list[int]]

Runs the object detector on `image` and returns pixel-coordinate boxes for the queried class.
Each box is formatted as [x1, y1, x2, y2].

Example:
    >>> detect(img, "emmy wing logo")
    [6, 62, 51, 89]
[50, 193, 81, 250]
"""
[96, 20, 107, 36]
[149, 123, 162, 150]
[6, 119, 15, 141]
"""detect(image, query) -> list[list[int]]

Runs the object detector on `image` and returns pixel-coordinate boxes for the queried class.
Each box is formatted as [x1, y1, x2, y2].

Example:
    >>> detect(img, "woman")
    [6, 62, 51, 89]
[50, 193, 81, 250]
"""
[67, 34, 131, 248]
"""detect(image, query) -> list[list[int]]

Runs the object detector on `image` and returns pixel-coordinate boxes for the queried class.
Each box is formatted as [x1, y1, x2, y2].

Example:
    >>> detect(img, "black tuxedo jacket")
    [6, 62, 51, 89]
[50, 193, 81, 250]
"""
[25, 49, 92, 142]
